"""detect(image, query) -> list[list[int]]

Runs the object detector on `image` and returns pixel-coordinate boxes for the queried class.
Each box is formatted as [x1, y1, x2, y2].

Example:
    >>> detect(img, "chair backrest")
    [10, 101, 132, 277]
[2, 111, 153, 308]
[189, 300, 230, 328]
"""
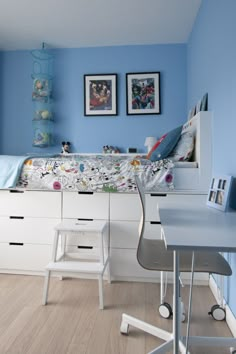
[134, 175, 146, 243]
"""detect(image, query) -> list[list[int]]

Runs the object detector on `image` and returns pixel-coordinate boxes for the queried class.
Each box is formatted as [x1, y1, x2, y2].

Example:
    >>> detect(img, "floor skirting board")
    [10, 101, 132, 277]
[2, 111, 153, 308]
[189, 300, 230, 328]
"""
[209, 275, 236, 338]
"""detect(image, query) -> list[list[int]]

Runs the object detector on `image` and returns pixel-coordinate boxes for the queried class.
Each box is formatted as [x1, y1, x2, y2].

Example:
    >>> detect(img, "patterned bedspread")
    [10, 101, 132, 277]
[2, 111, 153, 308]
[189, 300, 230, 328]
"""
[16, 155, 174, 192]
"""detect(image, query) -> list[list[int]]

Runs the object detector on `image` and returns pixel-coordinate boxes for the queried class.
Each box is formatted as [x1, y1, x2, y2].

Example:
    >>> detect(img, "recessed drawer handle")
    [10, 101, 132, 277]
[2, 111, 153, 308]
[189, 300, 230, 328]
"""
[150, 193, 167, 197]
[9, 242, 24, 246]
[150, 221, 161, 225]
[77, 246, 93, 249]
[78, 191, 94, 195]
[9, 216, 24, 219]
[9, 190, 24, 193]
[77, 218, 94, 221]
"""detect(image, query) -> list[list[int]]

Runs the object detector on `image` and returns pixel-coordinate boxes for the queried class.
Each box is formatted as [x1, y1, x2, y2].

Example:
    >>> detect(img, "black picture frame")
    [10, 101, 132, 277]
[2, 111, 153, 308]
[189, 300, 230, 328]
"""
[126, 72, 161, 115]
[84, 74, 118, 116]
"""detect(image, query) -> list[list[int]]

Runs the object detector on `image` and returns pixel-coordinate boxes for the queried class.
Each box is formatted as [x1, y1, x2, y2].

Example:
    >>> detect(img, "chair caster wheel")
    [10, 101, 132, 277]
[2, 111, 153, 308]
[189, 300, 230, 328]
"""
[159, 302, 173, 319]
[230, 347, 236, 354]
[208, 304, 226, 321]
[120, 322, 129, 335]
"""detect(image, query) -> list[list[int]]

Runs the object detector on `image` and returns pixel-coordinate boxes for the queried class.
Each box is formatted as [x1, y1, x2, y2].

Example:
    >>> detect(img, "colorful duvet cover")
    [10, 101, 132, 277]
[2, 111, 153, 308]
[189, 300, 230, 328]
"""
[16, 155, 174, 192]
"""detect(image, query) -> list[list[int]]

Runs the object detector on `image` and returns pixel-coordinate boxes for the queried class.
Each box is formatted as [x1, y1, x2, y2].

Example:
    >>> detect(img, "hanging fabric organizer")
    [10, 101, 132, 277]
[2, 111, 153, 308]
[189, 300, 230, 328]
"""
[31, 44, 54, 147]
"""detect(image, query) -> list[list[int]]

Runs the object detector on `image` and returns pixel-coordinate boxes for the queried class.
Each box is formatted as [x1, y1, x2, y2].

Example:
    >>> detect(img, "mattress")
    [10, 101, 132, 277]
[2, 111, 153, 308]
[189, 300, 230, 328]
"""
[16, 154, 175, 192]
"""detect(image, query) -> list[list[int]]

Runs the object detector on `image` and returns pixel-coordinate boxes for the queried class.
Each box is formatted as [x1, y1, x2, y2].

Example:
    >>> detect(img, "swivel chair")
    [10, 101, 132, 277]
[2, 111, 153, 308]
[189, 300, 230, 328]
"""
[120, 175, 232, 354]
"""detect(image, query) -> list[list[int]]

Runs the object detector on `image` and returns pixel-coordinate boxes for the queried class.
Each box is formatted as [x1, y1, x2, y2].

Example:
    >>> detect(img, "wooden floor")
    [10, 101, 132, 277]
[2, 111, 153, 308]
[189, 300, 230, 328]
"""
[0, 274, 233, 354]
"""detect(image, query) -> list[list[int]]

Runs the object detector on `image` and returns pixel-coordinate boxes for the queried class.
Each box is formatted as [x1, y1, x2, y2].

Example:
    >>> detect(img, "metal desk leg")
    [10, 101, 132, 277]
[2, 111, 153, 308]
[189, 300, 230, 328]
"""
[173, 250, 180, 354]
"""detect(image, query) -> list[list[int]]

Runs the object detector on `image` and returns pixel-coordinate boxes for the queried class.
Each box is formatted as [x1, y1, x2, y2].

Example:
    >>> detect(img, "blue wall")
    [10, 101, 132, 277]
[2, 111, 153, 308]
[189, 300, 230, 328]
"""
[0, 52, 2, 152]
[0, 44, 186, 155]
[187, 0, 236, 316]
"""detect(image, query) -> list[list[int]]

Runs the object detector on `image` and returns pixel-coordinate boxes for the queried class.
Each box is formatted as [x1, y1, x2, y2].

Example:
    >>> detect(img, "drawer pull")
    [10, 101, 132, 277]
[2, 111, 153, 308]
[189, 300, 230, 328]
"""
[9, 190, 24, 193]
[77, 218, 94, 221]
[9, 242, 24, 246]
[9, 216, 24, 219]
[150, 221, 161, 225]
[150, 193, 167, 197]
[78, 191, 94, 195]
[77, 246, 93, 249]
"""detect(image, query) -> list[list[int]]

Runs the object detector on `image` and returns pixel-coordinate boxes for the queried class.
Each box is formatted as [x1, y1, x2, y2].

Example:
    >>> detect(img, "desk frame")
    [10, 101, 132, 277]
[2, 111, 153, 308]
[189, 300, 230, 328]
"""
[160, 203, 236, 354]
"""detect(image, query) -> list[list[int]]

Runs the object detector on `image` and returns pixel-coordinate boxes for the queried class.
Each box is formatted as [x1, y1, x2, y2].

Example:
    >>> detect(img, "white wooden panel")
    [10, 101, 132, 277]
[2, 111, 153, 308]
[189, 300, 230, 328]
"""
[0, 216, 60, 244]
[0, 243, 52, 271]
[110, 193, 163, 221]
[110, 248, 161, 279]
[110, 221, 162, 249]
[110, 249, 208, 283]
[110, 221, 139, 248]
[64, 246, 100, 260]
[110, 193, 139, 220]
[64, 231, 105, 248]
[157, 193, 207, 210]
[62, 192, 109, 219]
[173, 168, 199, 190]
[145, 222, 162, 240]
[0, 190, 61, 217]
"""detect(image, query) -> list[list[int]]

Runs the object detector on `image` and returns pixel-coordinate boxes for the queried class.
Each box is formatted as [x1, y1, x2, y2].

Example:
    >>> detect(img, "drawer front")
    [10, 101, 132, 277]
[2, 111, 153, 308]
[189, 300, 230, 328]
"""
[62, 192, 109, 219]
[110, 193, 163, 221]
[110, 249, 208, 283]
[110, 221, 162, 249]
[0, 216, 60, 244]
[0, 190, 61, 218]
[65, 245, 101, 260]
[110, 248, 161, 279]
[157, 193, 207, 210]
[0, 243, 52, 271]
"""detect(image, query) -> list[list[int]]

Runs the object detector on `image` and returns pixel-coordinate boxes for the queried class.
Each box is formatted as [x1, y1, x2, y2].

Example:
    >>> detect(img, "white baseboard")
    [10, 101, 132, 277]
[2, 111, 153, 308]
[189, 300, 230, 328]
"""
[209, 275, 236, 338]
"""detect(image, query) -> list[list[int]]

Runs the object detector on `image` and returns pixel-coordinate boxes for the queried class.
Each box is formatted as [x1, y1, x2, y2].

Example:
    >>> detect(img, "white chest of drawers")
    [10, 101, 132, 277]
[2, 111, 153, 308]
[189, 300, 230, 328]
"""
[0, 190, 61, 273]
[0, 189, 208, 284]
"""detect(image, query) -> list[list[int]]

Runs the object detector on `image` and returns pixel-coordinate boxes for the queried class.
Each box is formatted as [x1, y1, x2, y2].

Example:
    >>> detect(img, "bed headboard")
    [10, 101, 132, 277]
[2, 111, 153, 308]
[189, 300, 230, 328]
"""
[174, 111, 212, 192]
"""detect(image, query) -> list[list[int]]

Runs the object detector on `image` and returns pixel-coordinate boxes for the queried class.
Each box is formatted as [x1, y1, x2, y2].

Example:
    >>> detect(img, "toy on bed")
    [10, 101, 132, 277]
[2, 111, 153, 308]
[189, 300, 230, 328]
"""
[61, 141, 71, 154]
[103, 145, 120, 154]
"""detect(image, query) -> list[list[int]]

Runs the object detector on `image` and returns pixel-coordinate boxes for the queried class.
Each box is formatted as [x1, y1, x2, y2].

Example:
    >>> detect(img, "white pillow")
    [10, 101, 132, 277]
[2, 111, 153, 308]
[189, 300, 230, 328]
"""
[168, 132, 194, 162]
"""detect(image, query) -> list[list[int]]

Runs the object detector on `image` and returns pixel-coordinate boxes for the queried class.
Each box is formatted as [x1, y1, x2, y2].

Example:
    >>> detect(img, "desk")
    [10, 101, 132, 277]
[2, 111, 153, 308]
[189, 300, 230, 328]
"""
[159, 196, 236, 354]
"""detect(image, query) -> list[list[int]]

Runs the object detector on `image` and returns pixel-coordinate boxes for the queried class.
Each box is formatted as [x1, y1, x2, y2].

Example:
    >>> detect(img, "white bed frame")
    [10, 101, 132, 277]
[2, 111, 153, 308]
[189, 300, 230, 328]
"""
[173, 111, 212, 192]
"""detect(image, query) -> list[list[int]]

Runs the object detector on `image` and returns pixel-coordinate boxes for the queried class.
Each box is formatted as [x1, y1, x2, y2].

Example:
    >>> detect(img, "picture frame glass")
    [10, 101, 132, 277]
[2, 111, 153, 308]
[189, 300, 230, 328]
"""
[84, 74, 117, 116]
[126, 72, 160, 115]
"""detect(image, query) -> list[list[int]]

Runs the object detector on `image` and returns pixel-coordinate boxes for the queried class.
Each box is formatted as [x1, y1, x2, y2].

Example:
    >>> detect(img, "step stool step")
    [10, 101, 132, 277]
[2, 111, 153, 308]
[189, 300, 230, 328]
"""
[46, 261, 105, 274]
[55, 220, 107, 233]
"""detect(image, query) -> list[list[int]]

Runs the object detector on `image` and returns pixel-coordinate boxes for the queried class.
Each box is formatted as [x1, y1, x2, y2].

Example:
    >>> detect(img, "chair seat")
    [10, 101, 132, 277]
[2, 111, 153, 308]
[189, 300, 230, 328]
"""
[137, 238, 232, 276]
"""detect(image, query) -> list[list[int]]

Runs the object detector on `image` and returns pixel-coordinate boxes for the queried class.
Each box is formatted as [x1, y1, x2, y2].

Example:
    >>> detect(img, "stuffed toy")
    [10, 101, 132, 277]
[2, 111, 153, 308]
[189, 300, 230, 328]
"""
[61, 141, 71, 154]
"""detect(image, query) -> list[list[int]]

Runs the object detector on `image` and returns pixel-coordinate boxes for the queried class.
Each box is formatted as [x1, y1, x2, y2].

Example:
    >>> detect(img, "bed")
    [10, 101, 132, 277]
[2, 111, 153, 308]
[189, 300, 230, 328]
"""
[0, 111, 212, 193]
[0, 111, 212, 278]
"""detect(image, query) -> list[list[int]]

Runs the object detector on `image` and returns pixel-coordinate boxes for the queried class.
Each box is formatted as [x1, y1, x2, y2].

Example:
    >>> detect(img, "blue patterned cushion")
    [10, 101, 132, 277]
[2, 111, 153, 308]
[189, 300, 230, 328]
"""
[147, 126, 182, 161]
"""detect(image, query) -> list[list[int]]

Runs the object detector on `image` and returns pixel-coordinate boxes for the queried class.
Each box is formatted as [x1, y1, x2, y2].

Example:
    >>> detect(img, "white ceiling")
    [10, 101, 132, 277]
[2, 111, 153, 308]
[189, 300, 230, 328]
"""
[0, 0, 202, 51]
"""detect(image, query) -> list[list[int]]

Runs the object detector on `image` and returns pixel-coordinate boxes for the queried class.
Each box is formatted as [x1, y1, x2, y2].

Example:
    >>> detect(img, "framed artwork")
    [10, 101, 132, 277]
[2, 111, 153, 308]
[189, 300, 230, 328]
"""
[207, 175, 233, 211]
[126, 72, 161, 115]
[84, 74, 117, 116]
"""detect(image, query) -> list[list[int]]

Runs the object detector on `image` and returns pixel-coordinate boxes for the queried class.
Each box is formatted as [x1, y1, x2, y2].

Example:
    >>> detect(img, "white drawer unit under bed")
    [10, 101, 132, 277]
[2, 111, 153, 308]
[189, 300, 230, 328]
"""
[0, 190, 61, 273]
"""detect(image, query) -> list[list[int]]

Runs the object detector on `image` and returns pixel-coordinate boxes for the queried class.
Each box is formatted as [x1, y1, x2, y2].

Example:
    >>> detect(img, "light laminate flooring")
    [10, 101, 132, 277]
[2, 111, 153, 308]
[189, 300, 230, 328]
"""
[0, 274, 234, 354]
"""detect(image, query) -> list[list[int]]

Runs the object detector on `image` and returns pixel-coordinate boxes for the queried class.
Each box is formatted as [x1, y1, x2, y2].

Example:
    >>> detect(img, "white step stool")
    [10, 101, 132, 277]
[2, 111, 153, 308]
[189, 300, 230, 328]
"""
[42, 219, 110, 309]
